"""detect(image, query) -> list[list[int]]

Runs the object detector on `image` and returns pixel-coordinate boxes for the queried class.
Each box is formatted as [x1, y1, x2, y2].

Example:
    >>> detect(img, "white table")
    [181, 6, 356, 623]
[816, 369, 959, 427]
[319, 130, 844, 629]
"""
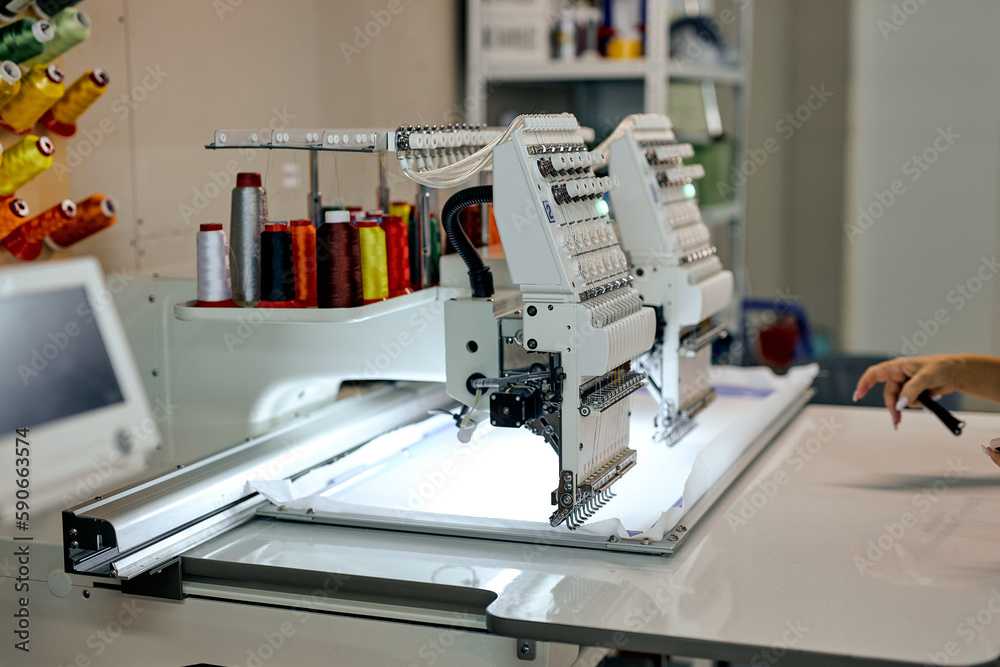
[182, 404, 1000, 665]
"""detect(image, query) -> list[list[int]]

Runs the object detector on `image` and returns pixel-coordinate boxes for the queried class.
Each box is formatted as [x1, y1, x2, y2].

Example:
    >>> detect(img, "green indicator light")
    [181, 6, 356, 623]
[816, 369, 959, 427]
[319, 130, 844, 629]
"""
[596, 199, 610, 216]
[684, 183, 697, 198]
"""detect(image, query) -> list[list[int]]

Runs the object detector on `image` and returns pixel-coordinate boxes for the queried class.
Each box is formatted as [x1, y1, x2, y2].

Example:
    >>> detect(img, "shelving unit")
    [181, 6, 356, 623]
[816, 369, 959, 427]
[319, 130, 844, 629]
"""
[465, 0, 754, 332]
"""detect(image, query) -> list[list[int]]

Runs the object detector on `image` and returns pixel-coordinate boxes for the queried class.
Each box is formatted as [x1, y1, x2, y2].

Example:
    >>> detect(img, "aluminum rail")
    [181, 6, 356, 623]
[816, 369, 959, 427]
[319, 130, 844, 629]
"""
[63, 382, 453, 579]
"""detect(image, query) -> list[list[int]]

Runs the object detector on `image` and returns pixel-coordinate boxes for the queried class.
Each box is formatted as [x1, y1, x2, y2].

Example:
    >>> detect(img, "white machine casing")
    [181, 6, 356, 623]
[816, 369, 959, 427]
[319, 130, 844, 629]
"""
[607, 114, 734, 443]
[456, 113, 657, 527]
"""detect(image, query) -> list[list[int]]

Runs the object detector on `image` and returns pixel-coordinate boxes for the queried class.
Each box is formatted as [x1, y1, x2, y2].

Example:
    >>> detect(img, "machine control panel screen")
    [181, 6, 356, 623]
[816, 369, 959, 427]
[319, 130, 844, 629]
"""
[0, 286, 124, 433]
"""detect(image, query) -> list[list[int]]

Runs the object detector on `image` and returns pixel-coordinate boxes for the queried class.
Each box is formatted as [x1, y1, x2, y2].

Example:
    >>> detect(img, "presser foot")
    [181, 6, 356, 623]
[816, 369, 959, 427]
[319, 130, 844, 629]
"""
[655, 412, 697, 446]
[551, 488, 617, 530]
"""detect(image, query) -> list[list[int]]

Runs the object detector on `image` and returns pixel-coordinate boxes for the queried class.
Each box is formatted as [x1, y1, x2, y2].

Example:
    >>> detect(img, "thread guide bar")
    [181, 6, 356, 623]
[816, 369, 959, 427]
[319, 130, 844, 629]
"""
[207, 128, 392, 152]
[206, 126, 595, 153]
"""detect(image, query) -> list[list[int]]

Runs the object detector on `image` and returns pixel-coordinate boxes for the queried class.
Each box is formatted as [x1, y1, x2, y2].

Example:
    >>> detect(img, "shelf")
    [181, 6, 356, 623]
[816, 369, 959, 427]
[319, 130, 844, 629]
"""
[485, 58, 647, 82]
[174, 287, 461, 323]
[668, 61, 746, 85]
[482, 59, 745, 86]
[701, 202, 742, 226]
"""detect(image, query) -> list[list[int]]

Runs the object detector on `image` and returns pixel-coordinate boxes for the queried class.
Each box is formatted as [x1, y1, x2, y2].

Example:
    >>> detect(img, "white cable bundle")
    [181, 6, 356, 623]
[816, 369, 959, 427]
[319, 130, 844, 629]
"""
[397, 114, 563, 188]
[196, 224, 233, 302]
[593, 115, 637, 164]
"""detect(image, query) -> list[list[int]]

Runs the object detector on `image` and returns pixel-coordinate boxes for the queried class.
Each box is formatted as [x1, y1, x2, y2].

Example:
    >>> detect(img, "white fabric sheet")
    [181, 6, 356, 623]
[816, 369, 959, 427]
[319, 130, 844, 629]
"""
[250, 364, 818, 543]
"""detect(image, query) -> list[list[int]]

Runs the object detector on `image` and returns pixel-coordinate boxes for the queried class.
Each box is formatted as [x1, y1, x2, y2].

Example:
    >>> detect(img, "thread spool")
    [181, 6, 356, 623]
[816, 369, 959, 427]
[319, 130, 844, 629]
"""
[0, 61, 21, 109]
[346, 206, 363, 219]
[389, 201, 411, 225]
[31, 0, 79, 19]
[428, 211, 442, 284]
[258, 222, 296, 308]
[2, 197, 71, 260]
[0, 197, 27, 240]
[320, 205, 342, 221]
[357, 219, 388, 304]
[316, 210, 362, 308]
[48, 194, 115, 249]
[0, 0, 32, 20]
[383, 214, 411, 298]
[487, 204, 502, 250]
[0, 134, 52, 195]
[391, 200, 421, 290]
[194, 223, 237, 307]
[0, 18, 51, 64]
[229, 172, 267, 307]
[40, 67, 106, 137]
[289, 219, 317, 306]
[23, 7, 89, 67]
[0, 63, 62, 134]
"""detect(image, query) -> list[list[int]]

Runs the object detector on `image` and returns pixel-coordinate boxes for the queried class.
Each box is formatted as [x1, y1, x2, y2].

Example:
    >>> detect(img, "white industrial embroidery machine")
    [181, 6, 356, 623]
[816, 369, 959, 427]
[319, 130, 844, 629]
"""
[6, 115, 1000, 667]
[606, 113, 733, 445]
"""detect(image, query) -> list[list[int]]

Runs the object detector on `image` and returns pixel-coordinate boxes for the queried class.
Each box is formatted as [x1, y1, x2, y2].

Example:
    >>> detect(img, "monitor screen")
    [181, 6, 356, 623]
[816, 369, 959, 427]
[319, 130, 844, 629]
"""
[0, 286, 124, 434]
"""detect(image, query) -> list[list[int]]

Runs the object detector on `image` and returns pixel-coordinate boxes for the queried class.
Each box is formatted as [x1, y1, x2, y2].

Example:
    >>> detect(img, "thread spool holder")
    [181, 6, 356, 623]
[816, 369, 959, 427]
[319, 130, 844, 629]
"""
[205, 126, 511, 290]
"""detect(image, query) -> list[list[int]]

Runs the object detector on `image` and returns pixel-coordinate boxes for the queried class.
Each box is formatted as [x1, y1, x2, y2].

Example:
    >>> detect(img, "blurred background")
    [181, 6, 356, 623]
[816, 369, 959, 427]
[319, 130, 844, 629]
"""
[22, 0, 1000, 409]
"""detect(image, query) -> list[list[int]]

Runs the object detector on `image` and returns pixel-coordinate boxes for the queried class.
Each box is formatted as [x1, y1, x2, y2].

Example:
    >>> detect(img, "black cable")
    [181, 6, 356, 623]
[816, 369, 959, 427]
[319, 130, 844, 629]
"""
[441, 185, 494, 298]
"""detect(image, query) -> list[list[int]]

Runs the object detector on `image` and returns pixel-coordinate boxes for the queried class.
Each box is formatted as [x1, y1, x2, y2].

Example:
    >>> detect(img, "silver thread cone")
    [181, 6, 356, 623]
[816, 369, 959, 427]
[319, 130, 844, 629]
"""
[229, 184, 268, 306]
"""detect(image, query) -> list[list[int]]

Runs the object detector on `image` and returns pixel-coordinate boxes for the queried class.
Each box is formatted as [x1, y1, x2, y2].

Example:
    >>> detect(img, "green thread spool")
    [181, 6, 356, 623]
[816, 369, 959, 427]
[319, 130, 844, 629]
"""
[0, 18, 52, 65]
[23, 8, 88, 67]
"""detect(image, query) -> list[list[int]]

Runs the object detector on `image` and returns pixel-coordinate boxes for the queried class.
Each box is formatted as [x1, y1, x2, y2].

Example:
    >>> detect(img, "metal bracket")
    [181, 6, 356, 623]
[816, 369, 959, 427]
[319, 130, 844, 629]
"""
[516, 639, 536, 660]
[120, 558, 184, 600]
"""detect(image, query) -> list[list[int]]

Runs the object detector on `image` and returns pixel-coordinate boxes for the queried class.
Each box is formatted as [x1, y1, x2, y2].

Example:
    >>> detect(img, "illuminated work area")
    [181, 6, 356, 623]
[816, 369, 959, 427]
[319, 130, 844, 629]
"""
[2, 2, 1000, 666]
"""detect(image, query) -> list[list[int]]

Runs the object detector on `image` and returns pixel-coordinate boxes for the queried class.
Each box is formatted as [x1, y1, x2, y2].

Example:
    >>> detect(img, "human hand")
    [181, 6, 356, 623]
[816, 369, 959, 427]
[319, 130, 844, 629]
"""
[982, 437, 1000, 468]
[853, 355, 965, 429]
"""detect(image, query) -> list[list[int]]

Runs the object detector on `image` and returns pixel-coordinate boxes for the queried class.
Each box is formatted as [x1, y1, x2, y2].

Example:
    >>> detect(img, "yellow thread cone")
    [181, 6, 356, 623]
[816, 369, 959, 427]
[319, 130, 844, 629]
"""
[41, 68, 108, 137]
[0, 63, 63, 134]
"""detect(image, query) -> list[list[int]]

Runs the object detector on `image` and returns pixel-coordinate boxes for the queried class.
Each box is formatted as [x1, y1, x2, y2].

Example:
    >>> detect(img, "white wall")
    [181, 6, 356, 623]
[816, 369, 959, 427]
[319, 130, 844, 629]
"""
[844, 1, 1000, 362]
[50, 0, 459, 276]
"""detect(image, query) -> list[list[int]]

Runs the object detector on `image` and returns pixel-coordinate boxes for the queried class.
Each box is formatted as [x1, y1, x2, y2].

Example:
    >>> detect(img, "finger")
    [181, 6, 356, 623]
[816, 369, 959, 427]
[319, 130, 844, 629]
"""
[884, 380, 903, 429]
[982, 444, 1000, 469]
[854, 363, 889, 401]
[854, 360, 909, 402]
[899, 370, 935, 409]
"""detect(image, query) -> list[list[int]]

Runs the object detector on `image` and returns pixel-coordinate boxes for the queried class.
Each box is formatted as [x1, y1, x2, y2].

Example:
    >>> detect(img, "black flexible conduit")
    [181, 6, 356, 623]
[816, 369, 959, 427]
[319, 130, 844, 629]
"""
[441, 185, 494, 298]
